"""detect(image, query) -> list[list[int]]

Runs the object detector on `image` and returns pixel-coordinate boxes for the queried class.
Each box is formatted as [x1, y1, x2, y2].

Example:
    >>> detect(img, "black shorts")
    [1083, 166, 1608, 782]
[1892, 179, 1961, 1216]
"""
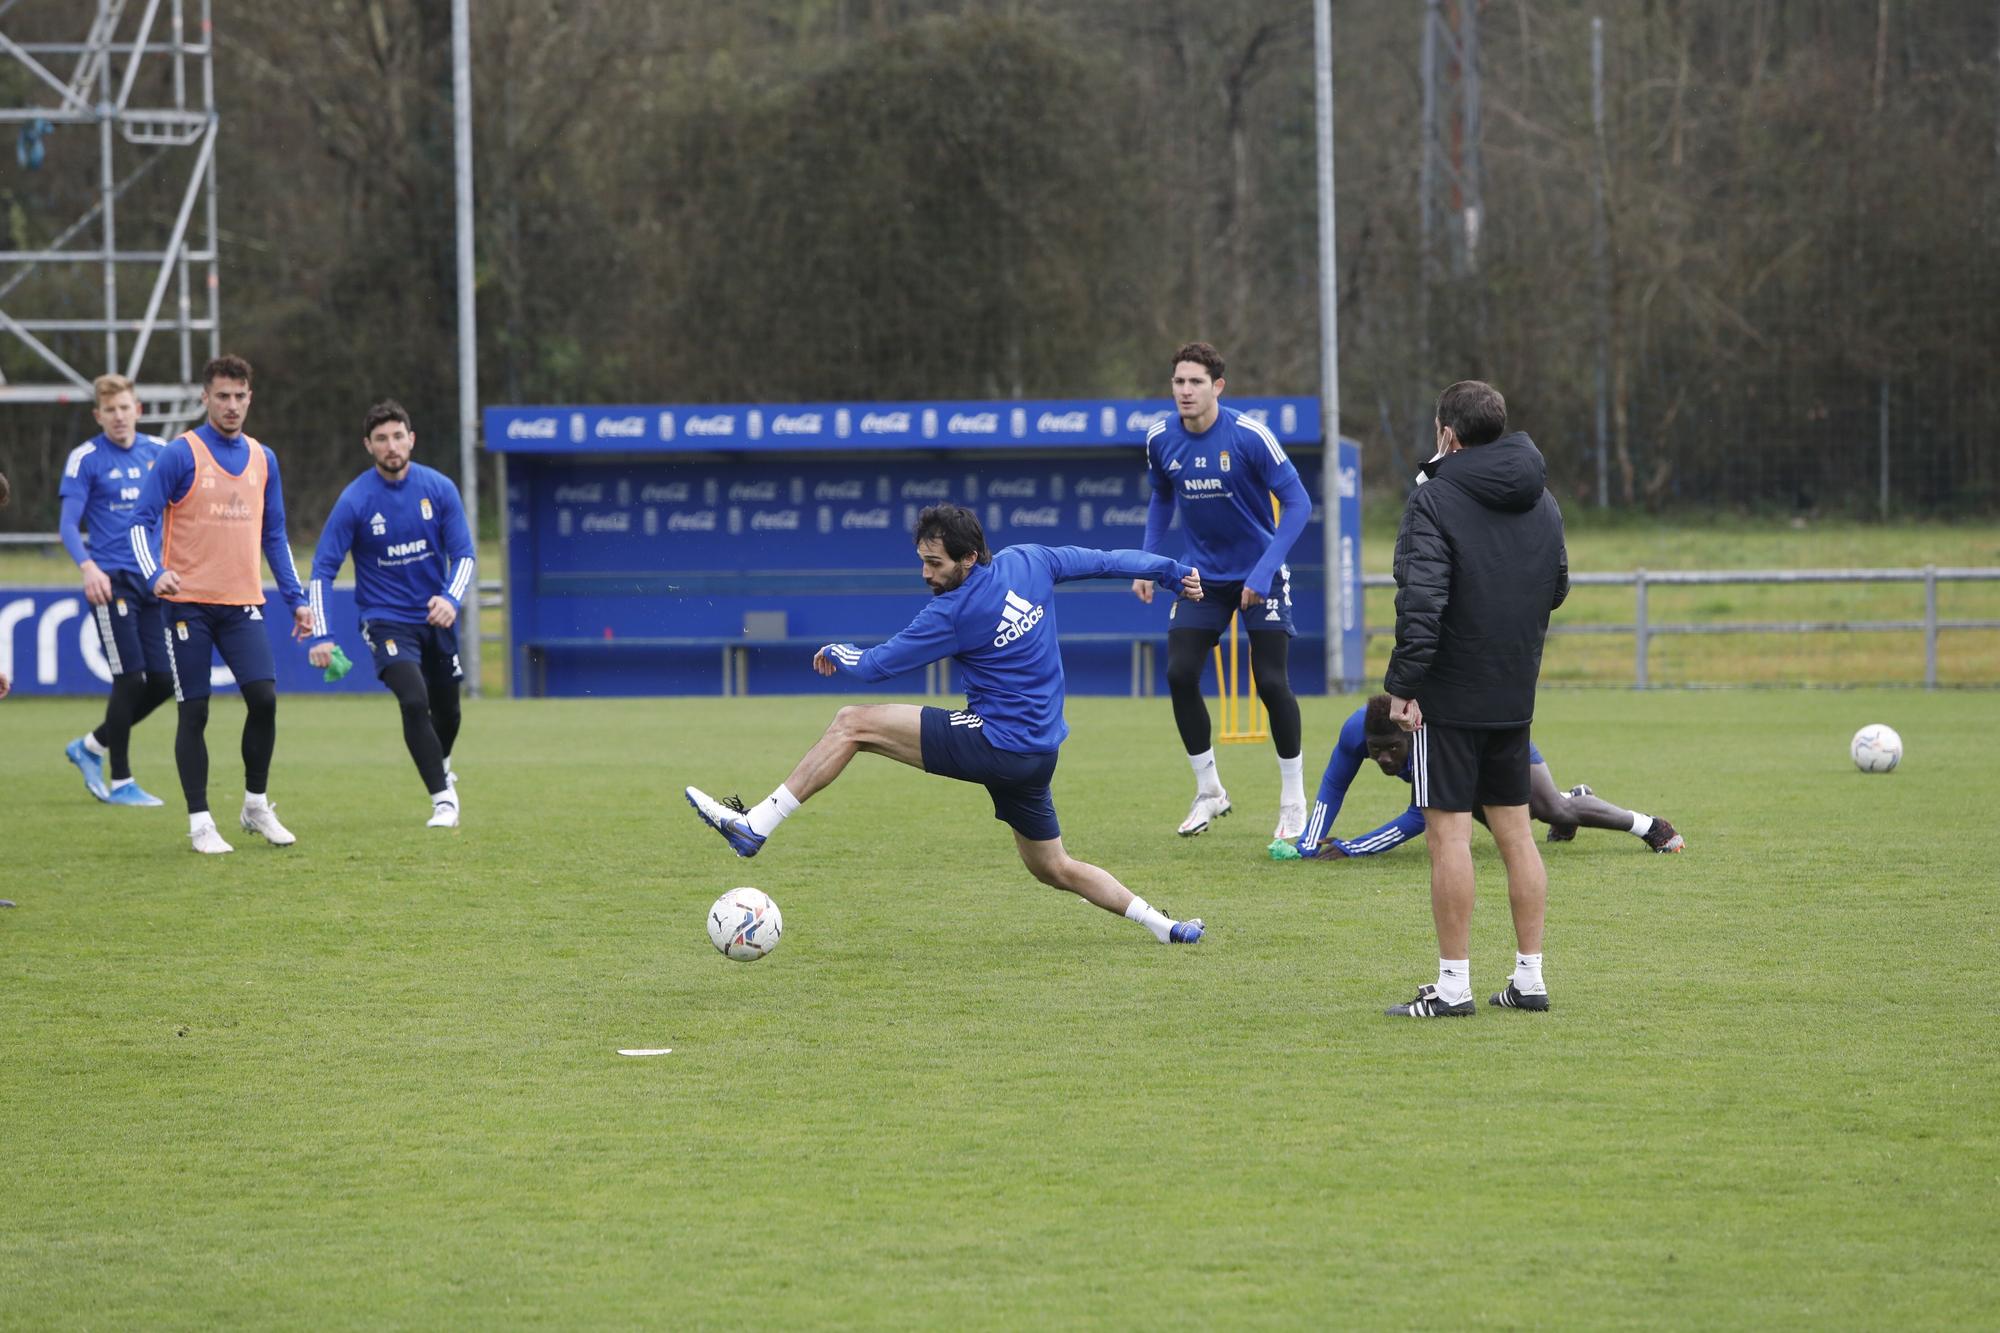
[1411, 722, 1532, 812]
[918, 706, 1061, 842]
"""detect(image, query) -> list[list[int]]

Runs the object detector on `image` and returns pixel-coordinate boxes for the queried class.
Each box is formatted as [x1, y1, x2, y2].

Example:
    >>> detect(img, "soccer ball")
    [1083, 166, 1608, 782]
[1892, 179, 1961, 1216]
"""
[707, 887, 783, 961]
[1850, 724, 1902, 773]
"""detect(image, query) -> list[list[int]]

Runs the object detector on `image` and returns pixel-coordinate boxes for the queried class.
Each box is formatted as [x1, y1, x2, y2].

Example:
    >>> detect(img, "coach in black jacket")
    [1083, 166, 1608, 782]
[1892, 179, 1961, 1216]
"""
[1381, 380, 1569, 1019]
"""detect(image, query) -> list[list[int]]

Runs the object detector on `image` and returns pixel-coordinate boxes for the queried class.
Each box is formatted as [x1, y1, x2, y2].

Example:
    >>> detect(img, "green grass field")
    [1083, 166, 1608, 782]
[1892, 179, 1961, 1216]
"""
[4, 689, 1996, 1327]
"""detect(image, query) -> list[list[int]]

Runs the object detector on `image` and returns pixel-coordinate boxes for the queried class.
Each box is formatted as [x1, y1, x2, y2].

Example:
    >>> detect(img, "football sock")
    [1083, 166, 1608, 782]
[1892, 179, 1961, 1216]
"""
[1277, 753, 1305, 807]
[1514, 951, 1546, 995]
[1629, 812, 1654, 838]
[746, 784, 800, 838]
[111, 777, 134, 791]
[1187, 748, 1222, 796]
[243, 791, 269, 810]
[430, 789, 454, 806]
[1123, 895, 1175, 943]
[82, 732, 110, 758]
[1436, 958, 1472, 1005]
[189, 811, 214, 835]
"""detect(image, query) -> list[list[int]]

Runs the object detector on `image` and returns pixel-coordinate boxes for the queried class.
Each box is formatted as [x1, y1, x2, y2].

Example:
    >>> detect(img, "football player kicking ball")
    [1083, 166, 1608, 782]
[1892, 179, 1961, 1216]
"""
[686, 503, 1209, 945]
[306, 400, 476, 828]
[1281, 694, 1683, 859]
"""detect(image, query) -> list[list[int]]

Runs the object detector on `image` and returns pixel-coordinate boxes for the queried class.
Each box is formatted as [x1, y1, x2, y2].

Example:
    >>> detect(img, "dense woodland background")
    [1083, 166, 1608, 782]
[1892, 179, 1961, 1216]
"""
[3, 0, 1997, 533]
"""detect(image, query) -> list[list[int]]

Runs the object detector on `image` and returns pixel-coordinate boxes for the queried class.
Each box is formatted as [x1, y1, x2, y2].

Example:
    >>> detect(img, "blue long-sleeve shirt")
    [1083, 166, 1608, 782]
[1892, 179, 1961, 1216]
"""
[127, 422, 307, 607]
[58, 432, 166, 575]
[819, 544, 1195, 753]
[1141, 405, 1311, 589]
[1298, 706, 1426, 858]
[308, 463, 476, 643]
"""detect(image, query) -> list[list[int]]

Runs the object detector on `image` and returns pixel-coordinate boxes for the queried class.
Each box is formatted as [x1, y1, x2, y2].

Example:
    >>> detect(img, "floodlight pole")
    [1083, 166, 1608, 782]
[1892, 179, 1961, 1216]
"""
[452, 0, 481, 695]
[1313, 0, 1350, 692]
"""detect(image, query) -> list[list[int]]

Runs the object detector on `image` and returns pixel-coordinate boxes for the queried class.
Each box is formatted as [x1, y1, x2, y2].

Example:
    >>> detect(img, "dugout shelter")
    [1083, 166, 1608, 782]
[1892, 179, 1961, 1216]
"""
[485, 398, 1363, 699]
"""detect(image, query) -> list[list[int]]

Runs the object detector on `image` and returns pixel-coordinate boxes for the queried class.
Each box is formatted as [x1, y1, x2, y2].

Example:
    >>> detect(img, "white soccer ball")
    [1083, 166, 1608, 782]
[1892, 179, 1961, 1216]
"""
[707, 887, 783, 961]
[1850, 723, 1903, 773]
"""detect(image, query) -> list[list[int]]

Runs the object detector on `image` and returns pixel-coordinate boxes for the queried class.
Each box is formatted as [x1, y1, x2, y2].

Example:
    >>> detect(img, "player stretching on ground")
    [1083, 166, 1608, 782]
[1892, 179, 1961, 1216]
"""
[58, 374, 174, 805]
[1135, 341, 1313, 841]
[1281, 694, 1683, 860]
[686, 504, 1209, 945]
[128, 355, 312, 854]
[306, 400, 475, 828]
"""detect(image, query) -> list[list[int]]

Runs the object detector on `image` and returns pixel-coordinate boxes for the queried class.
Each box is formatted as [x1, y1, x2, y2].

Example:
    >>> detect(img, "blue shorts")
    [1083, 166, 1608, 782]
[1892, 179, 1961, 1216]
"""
[360, 619, 463, 683]
[162, 601, 277, 701]
[919, 706, 1061, 842]
[1166, 570, 1296, 637]
[90, 571, 172, 677]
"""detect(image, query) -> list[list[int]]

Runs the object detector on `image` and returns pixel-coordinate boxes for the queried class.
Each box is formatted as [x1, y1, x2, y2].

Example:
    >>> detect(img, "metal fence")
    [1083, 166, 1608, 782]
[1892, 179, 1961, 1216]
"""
[1365, 567, 2000, 688]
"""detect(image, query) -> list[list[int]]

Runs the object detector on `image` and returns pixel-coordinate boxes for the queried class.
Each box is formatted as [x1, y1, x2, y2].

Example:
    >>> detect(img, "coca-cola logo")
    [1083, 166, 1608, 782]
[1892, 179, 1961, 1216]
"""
[750, 510, 801, 531]
[1101, 505, 1149, 526]
[594, 415, 645, 439]
[1009, 506, 1062, 527]
[685, 414, 736, 436]
[666, 511, 717, 532]
[1126, 409, 1170, 432]
[840, 508, 892, 529]
[987, 479, 1037, 499]
[728, 482, 778, 501]
[640, 483, 690, 503]
[1036, 411, 1088, 433]
[772, 413, 823, 434]
[947, 412, 998, 435]
[505, 416, 558, 439]
[581, 512, 631, 532]
[900, 479, 951, 499]
[860, 412, 911, 434]
[1074, 477, 1125, 497]
[813, 480, 864, 500]
[554, 484, 603, 503]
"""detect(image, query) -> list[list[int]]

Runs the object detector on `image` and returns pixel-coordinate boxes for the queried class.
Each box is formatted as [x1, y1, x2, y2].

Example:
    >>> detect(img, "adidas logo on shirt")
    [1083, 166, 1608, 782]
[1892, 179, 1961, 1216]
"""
[993, 589, 1045, 647]
[369, 511, 388, 536]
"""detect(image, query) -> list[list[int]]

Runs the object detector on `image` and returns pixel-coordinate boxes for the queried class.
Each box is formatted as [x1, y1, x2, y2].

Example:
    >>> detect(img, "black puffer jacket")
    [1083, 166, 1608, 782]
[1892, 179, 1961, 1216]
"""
[1384, 431, 1568, 727]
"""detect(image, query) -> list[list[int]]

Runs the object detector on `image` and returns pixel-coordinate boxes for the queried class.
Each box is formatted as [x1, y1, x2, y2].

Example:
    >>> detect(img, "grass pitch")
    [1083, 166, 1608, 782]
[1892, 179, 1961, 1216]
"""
[3, 689, 1996, 1327]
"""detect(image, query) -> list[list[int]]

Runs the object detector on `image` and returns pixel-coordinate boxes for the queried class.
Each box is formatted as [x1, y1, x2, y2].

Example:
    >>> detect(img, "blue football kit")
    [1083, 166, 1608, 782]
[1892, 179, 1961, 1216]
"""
[308, 462, 476, 680]
[1142, 405, 1311, 633]
[819, 544, 1195, 839]
[1299, 706, 1546, 857]
[127, 423, 307, 700]
[59, 432, 170, 675]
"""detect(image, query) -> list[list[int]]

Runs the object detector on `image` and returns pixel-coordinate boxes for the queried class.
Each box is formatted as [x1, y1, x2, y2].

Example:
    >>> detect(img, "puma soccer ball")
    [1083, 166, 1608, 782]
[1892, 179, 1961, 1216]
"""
[707, 887, 783, 961]
[1850, 724, 1902, 773]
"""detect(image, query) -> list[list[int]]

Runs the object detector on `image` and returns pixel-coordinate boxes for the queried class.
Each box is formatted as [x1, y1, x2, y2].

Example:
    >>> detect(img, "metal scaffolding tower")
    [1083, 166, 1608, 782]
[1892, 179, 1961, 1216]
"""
[0, 0, 218, 428]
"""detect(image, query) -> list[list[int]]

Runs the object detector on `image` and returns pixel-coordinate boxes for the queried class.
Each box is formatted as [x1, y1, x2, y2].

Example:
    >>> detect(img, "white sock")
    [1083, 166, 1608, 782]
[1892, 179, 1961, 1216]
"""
[1513, 951, 1546, 995]
[430, 789, 455, 806]
[189, 811, 215, 835]
[111, 776, 133, 791]
[83, 733, 110, 758]
[243, 791, 268, 811]
[1188, 749, 1222, 796]
[1436, 958, 1472, 1005]
[1123, 894, 1174, 943]
[1277, 753, 1305, 808]
[1629, 812, 1653, 838]
[746, 784, 801, 838]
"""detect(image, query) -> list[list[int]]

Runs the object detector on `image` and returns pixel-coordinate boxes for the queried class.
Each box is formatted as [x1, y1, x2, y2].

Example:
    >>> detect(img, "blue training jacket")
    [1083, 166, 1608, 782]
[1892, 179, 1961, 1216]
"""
[308, 463, 476, 643]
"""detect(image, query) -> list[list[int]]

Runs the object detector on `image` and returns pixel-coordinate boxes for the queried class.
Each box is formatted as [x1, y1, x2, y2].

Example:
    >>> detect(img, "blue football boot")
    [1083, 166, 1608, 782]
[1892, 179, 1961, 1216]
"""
[685, 786, 766, 858]
[64, 738, 110, 801]
[1168, 917, 1205, 944]
[106, 780, 165, 807]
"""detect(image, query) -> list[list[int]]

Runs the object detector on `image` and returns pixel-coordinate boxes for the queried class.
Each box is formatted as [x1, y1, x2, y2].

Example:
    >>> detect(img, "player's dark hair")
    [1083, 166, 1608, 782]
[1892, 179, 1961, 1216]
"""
[202, 353, 254, 387]
[1364, 692, 1397, 739]
[913, 504, 991, 566]
[1172, 341, 1225, 381]
[1436, 380, 1506, 446]
[363, 399, 413, 438]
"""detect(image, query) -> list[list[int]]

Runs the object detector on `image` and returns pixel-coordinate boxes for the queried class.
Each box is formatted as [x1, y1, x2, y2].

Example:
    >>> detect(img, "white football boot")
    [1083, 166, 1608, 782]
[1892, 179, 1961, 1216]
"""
[1272, 801, 1308, 841]
[239, 798, 297, 847]
[1177, 789, 1232, 837]
[189, 816, 234, 855]
[427, 792, 461, 828]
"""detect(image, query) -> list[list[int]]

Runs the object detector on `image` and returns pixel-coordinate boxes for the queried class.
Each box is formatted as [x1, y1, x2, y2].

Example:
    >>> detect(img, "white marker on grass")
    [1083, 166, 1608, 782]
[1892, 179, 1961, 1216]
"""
[616, 1048, 673, 1057]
